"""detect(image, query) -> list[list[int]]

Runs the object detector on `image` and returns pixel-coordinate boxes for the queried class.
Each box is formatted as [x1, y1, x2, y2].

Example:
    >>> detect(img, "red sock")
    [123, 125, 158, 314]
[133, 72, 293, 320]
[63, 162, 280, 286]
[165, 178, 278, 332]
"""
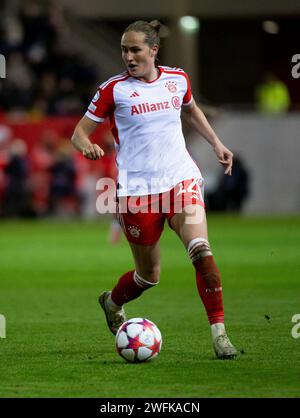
[193, 256, 224, 325]
[111, 270, 152, 306]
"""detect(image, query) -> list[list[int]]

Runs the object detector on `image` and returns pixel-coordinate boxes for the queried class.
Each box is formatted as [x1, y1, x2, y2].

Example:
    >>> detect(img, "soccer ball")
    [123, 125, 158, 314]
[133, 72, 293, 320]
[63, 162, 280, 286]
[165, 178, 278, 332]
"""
[115, 318, 162, 363]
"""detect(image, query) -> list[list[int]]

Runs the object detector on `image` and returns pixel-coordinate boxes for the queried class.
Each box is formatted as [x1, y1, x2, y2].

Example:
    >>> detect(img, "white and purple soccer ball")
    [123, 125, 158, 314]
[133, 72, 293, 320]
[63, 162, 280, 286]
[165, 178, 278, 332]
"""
[115, 318, 162, 363]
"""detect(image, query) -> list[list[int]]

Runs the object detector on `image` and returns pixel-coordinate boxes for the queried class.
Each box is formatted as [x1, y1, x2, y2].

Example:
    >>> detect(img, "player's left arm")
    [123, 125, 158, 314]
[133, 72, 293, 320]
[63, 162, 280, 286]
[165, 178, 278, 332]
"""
[182, 100, 233, 176]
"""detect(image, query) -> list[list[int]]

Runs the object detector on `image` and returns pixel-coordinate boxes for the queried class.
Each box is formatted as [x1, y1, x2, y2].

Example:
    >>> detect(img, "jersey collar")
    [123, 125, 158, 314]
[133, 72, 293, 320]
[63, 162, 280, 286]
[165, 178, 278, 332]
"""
[130, 66, 162, 84]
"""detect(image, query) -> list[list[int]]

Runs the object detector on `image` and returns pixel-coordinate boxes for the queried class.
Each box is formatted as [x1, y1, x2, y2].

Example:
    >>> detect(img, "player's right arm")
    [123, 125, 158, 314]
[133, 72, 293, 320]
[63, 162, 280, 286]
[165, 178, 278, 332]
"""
[72, 75, 117, 159]
[71, 116, 104, 160]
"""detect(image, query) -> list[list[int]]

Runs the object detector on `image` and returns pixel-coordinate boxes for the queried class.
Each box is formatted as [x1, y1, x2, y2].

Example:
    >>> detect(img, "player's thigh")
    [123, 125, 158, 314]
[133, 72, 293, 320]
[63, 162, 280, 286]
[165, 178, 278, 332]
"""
[169, 204, 208, 247]
[128, 240, 161, 283]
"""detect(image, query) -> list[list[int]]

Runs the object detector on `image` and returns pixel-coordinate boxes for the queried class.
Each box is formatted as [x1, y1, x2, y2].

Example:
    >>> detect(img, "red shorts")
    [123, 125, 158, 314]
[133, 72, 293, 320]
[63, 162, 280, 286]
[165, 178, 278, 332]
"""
[117, 178, 205, 246]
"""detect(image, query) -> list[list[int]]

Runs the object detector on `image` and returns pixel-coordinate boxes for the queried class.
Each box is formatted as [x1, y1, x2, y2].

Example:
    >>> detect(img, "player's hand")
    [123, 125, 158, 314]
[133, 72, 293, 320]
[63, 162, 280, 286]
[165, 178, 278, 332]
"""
[82, 143, 104, 160]
[214, 143, 233, 176]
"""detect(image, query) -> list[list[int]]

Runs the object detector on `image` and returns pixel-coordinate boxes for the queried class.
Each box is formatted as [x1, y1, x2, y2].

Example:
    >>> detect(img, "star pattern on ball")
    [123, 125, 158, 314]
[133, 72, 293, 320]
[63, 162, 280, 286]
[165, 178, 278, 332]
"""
[148, 338, 161, 355]
[127, 335, 146, 351]
[139, 319, 154, 330]
[116, 318, 162, 362]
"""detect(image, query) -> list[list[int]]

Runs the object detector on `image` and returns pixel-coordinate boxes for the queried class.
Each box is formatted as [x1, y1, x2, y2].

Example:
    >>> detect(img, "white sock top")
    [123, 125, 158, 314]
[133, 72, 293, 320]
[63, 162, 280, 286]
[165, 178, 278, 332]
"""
[107, 293, 122, 311]
[211, 322, 226, 339]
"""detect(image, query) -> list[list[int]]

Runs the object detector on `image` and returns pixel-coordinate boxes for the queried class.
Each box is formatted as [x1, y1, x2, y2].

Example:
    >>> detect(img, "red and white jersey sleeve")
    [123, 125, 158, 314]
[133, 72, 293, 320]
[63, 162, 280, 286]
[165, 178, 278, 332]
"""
[85, 72, 129, 122]
[85, 88, 113, 122]
[85, 66, 201, 196]
[182, 72, 193, 106]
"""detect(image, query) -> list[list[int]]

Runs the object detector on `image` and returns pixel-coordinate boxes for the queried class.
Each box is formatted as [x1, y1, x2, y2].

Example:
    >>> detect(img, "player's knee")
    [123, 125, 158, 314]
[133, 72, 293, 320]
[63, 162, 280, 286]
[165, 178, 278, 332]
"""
[187, 237, 212, 262]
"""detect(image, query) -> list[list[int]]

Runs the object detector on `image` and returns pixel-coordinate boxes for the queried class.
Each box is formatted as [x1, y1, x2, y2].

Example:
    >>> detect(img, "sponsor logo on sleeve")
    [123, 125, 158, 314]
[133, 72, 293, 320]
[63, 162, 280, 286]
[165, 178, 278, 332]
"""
[92, 91, 100, 102]
[88, 103, 97, 112]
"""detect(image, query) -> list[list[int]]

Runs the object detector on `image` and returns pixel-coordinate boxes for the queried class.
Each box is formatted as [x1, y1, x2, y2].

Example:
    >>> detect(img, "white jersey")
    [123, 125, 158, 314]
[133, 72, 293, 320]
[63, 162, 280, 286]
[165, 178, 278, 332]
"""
[85, 65, 202, 196]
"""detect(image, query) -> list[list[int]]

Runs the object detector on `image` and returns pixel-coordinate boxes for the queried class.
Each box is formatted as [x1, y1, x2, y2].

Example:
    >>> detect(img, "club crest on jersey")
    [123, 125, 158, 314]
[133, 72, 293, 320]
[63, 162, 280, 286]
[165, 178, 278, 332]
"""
[131, 101, 172, 115]
[128, 225, 141, 238]
[165, 81, 177, 93]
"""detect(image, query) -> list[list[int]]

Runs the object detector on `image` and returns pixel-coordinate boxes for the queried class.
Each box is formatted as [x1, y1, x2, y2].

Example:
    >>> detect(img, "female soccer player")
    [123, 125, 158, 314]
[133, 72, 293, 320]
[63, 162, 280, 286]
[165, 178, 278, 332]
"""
[71, 20, 237, 359]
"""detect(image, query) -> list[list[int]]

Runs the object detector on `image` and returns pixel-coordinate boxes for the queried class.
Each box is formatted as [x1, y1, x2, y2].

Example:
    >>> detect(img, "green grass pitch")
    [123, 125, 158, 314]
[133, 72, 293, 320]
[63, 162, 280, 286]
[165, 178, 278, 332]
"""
[0, 216, 299, 398]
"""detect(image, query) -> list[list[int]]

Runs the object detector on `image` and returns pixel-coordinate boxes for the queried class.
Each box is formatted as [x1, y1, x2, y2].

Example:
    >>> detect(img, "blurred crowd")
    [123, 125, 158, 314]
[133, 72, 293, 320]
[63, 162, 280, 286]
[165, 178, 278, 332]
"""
[0, 0, 99, 118]
[0, 0, 115, 218]
[0, 124, 117, 218]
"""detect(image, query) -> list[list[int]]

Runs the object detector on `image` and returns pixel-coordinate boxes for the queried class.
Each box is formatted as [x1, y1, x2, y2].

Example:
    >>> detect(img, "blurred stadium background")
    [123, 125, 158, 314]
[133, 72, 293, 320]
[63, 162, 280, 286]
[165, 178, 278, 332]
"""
[0, 0, 299, 218]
